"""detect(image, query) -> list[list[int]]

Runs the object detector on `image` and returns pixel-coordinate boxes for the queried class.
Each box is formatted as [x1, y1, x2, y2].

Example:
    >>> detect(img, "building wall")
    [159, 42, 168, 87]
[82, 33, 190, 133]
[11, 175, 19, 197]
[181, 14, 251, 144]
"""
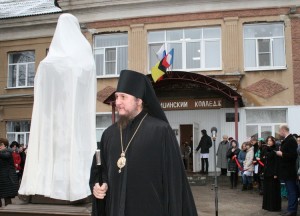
[87, 7, 296, 107]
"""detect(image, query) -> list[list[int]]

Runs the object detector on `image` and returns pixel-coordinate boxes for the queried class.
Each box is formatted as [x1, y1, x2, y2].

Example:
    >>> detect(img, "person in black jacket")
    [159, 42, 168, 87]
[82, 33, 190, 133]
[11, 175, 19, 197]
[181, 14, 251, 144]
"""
[0, 138, 19, 207]
[196, 129, 212, 174]
[276, 124, 298, 216]
[226, 140, 240, 189]
[262, 136, 281, 212]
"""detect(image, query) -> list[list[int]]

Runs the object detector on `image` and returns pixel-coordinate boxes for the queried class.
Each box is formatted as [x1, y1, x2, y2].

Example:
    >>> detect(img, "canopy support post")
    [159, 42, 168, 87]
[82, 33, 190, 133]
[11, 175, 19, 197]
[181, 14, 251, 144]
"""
[234, 96, 239, 141]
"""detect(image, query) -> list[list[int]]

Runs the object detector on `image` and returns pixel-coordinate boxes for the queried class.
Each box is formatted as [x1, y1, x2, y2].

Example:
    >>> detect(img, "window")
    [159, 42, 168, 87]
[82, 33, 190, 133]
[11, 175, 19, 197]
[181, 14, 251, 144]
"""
[246, 109, 286, 140]
[94, 33, 128, 77]
[96, 114, 113, 142]
[226, 113, 240, 122]
[6, 121, 31, 147]
[244, 23, 286, 71]
[8, 51, 35, 88]
[148, 27, 221, 71]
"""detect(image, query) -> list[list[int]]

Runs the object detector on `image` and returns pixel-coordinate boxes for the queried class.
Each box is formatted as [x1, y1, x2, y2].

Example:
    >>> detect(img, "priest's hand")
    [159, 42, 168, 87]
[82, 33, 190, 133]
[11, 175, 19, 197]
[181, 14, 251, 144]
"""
[93, 183, 108, 199]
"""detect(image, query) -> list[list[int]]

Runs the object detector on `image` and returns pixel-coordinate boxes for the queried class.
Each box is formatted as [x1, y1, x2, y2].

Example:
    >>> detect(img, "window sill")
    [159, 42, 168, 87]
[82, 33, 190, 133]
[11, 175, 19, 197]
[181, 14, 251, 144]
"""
[5, 86, 34, 90]
[244, 66, 287, 72]
[148, 68, 222, 73]
[97, 75, 120, 79]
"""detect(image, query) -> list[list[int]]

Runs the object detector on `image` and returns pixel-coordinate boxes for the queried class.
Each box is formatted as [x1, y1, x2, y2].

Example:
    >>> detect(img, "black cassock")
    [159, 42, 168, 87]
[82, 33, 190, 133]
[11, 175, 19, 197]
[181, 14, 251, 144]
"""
[262, 145, 281, 212]
[89, 111, 198, 216]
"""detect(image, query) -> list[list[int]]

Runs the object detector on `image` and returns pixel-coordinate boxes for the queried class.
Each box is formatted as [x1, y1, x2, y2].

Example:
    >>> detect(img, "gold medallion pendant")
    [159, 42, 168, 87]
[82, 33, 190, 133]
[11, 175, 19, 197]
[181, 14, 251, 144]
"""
[117, 152, 126, 173]
[117, 113, 148, 174]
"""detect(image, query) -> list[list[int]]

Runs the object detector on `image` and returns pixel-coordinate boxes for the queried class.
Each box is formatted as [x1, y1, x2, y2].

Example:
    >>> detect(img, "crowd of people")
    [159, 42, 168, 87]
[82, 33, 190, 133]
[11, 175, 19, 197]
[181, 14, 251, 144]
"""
[0, 139, 26, 207]
[217, 124, 299, 216]
[1, 122, 300, 215]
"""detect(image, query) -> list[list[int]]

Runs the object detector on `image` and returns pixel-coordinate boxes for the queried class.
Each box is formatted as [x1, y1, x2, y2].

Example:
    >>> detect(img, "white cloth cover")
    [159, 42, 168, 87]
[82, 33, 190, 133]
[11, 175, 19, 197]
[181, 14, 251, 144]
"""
[19, 13, 97, 201]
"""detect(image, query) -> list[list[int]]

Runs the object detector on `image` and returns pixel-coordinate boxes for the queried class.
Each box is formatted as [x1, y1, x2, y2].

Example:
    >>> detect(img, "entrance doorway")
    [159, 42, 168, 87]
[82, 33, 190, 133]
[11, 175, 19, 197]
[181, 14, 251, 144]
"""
[180, 123, 200, 173]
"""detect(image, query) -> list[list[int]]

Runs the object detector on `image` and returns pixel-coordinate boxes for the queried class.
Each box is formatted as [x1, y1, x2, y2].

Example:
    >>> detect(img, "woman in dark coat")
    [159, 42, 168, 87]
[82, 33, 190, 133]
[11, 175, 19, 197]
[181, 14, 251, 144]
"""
[0, 138, 19, 207]
[262, 136, 281, 212]
[226, 140, 240, 189]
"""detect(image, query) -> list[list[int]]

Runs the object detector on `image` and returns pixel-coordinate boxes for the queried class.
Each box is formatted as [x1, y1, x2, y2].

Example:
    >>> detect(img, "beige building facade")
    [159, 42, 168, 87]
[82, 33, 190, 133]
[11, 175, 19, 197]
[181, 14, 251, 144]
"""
[1, 0, 300, 171]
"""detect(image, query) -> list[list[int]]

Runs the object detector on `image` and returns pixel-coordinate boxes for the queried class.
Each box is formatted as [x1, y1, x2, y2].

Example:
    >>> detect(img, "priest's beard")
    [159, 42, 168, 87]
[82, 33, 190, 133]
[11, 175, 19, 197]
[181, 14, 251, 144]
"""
[117, 109, 141, 129]
[118, 115, 131, 129]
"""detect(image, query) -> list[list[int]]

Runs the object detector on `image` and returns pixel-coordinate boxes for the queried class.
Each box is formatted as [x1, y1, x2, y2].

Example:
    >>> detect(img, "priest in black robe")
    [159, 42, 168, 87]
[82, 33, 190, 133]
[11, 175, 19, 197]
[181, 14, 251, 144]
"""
[89, 70, 198, 216]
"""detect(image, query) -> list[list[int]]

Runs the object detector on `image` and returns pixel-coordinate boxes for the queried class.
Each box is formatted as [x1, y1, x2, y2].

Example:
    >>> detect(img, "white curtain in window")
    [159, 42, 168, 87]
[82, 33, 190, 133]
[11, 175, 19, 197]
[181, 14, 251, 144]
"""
[148, 43, 163, 69]
[166, 29, 183, 41]
[95, 49, 104, 76]
[168, 43, 182, 69]
[186, 42, 200, 69]
[6, 121, 30, 132]
[18, 65, 26, 86]
[117, 47, 128, 73]
[8, 65, 16, 87]
[96, 114, 112, 128]
[246, 125, 258, 138]
[185, 28, 202, 40]
[28, 63, 35, 86]
[96, 129, 105, 143]
[244, 39, 256, 68]
[203, 28, 220, 39]
[246, 109, 286, 124]
[205, 40, 220, 68]
[273, 38, 285, 67]
[105, 48, 116, 75]
[96, 115, 112, 142]
[94, 34, 128, 47]
[148, 31, 165, 43]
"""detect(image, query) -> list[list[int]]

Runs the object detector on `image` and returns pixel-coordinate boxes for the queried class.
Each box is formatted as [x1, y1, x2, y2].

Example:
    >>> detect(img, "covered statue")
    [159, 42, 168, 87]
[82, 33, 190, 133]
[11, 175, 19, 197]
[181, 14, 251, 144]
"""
[19, 13, 97, 201]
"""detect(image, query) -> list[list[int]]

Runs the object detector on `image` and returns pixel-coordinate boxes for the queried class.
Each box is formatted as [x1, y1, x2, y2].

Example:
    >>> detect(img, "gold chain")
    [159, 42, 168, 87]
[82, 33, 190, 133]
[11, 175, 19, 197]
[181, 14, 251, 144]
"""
[120, 113, 148, 154]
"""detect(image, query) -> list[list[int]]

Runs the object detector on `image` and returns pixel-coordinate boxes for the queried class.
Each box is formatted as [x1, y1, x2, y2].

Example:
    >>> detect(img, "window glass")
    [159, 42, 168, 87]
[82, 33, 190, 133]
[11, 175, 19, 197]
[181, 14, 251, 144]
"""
[148, 31, 165, 43]
[149, 43, 164, 69]
[96, 114, 112, 128]
[246, 109, 286, 124]
[148, 27, 221, 71]
[27, 63, 35, 86]
[9, 51, 35, 64]
[205, 40, 220, 68]
[203, 27, 221, 39]
[168, 43, 182, 69]
[6, 121, 31, 146]
[94, 33, 128, 76]
[186, 42, 201, 69]
[117, 47, 128, 74]
[95, 34, 128, 47]
[166, 29, 183, 41]
[246, 125, 258, 139]
[243, 23, 285, 70]
[261, 126, 272, 140]
[185, 28, 202, 40]
[273, 38, 285, 67]
[8, 51, 35, 88]
[244, 40, 256, 68]
[96, 114, 113, 142]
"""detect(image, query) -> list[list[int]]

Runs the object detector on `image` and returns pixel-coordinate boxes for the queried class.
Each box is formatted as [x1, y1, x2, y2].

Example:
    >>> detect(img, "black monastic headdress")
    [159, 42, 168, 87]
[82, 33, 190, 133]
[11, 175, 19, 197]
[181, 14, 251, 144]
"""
[116, 70, 168, 123]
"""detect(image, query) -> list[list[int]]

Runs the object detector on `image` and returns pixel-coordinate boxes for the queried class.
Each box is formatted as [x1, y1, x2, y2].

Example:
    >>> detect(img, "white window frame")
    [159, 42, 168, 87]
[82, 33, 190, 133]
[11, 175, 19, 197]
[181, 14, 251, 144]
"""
[96, 112, 114, 142]
[243, 23, 286, 71]
[148, 27, 222, 72]
[7, 51, 35, 89]
[245, 107, 287, 139]
[246, 123, 285, 140]
[94, 34, 128, 78]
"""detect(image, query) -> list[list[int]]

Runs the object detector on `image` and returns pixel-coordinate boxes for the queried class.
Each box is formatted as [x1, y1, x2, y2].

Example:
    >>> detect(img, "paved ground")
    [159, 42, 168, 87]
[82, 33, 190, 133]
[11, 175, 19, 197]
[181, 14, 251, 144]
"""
[1, 175, 299, 216]
[193, 175, 295, 216]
